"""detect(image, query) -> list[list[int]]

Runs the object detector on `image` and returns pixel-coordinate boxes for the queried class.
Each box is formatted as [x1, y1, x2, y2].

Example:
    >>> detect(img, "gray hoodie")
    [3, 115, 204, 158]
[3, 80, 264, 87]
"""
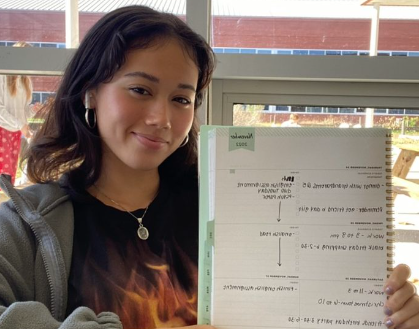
[0, 175, 122, 328]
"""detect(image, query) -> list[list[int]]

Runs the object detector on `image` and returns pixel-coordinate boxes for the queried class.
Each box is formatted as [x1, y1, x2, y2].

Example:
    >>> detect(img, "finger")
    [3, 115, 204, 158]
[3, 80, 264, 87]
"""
[385, 281, 417, 314]
[386, 264, 411, 295]
[385, 294, 419, 328]
[392, 312, 419, 329]
[395, 312, 419, 329]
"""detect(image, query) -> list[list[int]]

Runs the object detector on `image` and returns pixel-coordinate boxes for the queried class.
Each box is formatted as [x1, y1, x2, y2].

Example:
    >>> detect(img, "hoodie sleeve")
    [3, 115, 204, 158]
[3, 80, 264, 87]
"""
[0, 303, 122, 329]
[0, 179, 122, 329]
[0, 219, 122, 329]
[0, 229, 122, 329]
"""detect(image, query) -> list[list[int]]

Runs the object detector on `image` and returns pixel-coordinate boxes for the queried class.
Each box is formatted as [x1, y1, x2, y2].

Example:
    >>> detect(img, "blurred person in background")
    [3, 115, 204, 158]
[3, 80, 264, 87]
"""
[281, 113, 301, 127]
[0, 41, 34, 186]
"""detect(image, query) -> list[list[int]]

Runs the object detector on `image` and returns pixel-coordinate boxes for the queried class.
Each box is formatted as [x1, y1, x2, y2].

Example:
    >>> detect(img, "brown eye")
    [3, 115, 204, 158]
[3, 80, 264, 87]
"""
[173, 97, 191, 105]
[130, 87, 151, 96]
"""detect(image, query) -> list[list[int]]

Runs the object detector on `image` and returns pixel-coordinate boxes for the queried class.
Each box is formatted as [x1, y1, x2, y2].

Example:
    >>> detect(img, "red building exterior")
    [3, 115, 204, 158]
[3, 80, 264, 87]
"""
[213, 16, 419, 51]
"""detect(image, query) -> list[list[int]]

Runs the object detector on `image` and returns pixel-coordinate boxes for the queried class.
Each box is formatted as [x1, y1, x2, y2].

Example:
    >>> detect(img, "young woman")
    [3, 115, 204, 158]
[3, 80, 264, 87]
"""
[0, 5, 417, 329]
[0, 41, 33, 186]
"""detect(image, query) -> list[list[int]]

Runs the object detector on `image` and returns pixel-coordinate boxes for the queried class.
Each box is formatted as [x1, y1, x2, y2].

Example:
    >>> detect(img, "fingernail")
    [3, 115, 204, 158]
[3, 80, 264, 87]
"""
[385, 286, 394, 295]
[385, 318, 394, 327]
[384, 307, 393, 316]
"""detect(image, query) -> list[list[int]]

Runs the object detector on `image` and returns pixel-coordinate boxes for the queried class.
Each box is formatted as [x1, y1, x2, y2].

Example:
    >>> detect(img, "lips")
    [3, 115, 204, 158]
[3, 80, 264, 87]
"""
[132, 132, 169, 150]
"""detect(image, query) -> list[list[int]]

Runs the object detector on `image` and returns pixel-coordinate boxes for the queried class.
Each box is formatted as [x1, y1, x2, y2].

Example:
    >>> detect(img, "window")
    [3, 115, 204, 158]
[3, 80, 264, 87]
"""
[232, 103, 419, 134]
[340, 107, 356, 114]
[211, 0, 419, 55]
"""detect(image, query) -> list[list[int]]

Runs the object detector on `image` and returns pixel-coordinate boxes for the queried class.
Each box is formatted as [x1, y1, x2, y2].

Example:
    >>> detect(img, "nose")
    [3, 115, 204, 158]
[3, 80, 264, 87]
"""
[144, 98, 171, 129]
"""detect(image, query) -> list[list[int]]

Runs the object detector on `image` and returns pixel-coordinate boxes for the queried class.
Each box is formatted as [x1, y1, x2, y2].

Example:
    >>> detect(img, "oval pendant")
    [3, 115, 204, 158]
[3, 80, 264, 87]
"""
[137, 226, 149, 240]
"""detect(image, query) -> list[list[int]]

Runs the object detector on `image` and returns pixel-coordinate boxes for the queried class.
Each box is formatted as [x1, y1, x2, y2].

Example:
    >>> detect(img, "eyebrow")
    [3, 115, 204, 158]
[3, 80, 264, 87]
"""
[124, 71, 196, 93]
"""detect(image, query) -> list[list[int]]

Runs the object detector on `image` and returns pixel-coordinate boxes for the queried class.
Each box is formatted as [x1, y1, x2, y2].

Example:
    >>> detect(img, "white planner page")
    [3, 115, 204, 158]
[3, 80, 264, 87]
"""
[208, 127, 390, 329]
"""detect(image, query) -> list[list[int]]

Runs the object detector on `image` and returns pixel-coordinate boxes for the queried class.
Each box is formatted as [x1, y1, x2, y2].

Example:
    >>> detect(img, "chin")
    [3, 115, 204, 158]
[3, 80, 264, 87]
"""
[125, 159, 165, 172]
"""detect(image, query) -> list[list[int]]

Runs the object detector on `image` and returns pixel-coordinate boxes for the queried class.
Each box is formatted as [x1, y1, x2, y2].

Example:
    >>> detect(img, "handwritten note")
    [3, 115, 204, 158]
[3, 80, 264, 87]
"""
[199, 127, 391, 329]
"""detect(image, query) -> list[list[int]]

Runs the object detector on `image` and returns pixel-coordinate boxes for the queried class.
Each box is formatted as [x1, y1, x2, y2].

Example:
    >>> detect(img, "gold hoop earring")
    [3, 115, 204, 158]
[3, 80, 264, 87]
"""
[84, 91, 96, 129]
[85, 108, 97, 129]
[179, 134, 189, 147]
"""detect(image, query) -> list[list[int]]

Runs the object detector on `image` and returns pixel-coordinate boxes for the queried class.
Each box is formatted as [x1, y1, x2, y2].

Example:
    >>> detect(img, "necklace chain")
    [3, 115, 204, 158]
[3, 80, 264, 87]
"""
[93, 184, 151, 240]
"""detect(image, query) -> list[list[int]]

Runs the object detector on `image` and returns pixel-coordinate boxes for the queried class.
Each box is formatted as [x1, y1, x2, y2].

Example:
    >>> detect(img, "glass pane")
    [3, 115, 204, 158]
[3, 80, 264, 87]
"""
[0, 1, 185, 47]
[233, 103, 419, 135]
[80, 1, 186, 39]
[0, 9, 65, 46]
[29, 76, 61, 140]
[212, 0, 419, 55]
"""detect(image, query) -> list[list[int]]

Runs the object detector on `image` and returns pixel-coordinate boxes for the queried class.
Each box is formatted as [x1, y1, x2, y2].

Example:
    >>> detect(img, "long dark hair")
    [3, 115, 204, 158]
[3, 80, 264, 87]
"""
[24, 5, 215, 191]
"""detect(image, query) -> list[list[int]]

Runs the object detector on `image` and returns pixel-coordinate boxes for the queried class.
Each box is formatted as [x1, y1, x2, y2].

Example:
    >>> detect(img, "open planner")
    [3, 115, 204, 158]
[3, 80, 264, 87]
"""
[198, 126, 393, 329]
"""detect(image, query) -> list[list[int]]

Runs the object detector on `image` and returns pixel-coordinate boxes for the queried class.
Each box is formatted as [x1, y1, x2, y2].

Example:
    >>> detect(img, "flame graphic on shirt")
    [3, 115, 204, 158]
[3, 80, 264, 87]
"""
[79, 239, 198, 329]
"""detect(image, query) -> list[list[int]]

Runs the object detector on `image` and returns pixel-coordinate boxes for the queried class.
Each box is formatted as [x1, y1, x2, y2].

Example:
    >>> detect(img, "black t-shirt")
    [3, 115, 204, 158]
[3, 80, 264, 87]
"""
[66, 178, 198, 328]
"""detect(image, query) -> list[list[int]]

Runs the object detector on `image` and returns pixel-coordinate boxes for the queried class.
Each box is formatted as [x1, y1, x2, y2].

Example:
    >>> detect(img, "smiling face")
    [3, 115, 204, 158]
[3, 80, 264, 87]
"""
[90, 39, 199, 176]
